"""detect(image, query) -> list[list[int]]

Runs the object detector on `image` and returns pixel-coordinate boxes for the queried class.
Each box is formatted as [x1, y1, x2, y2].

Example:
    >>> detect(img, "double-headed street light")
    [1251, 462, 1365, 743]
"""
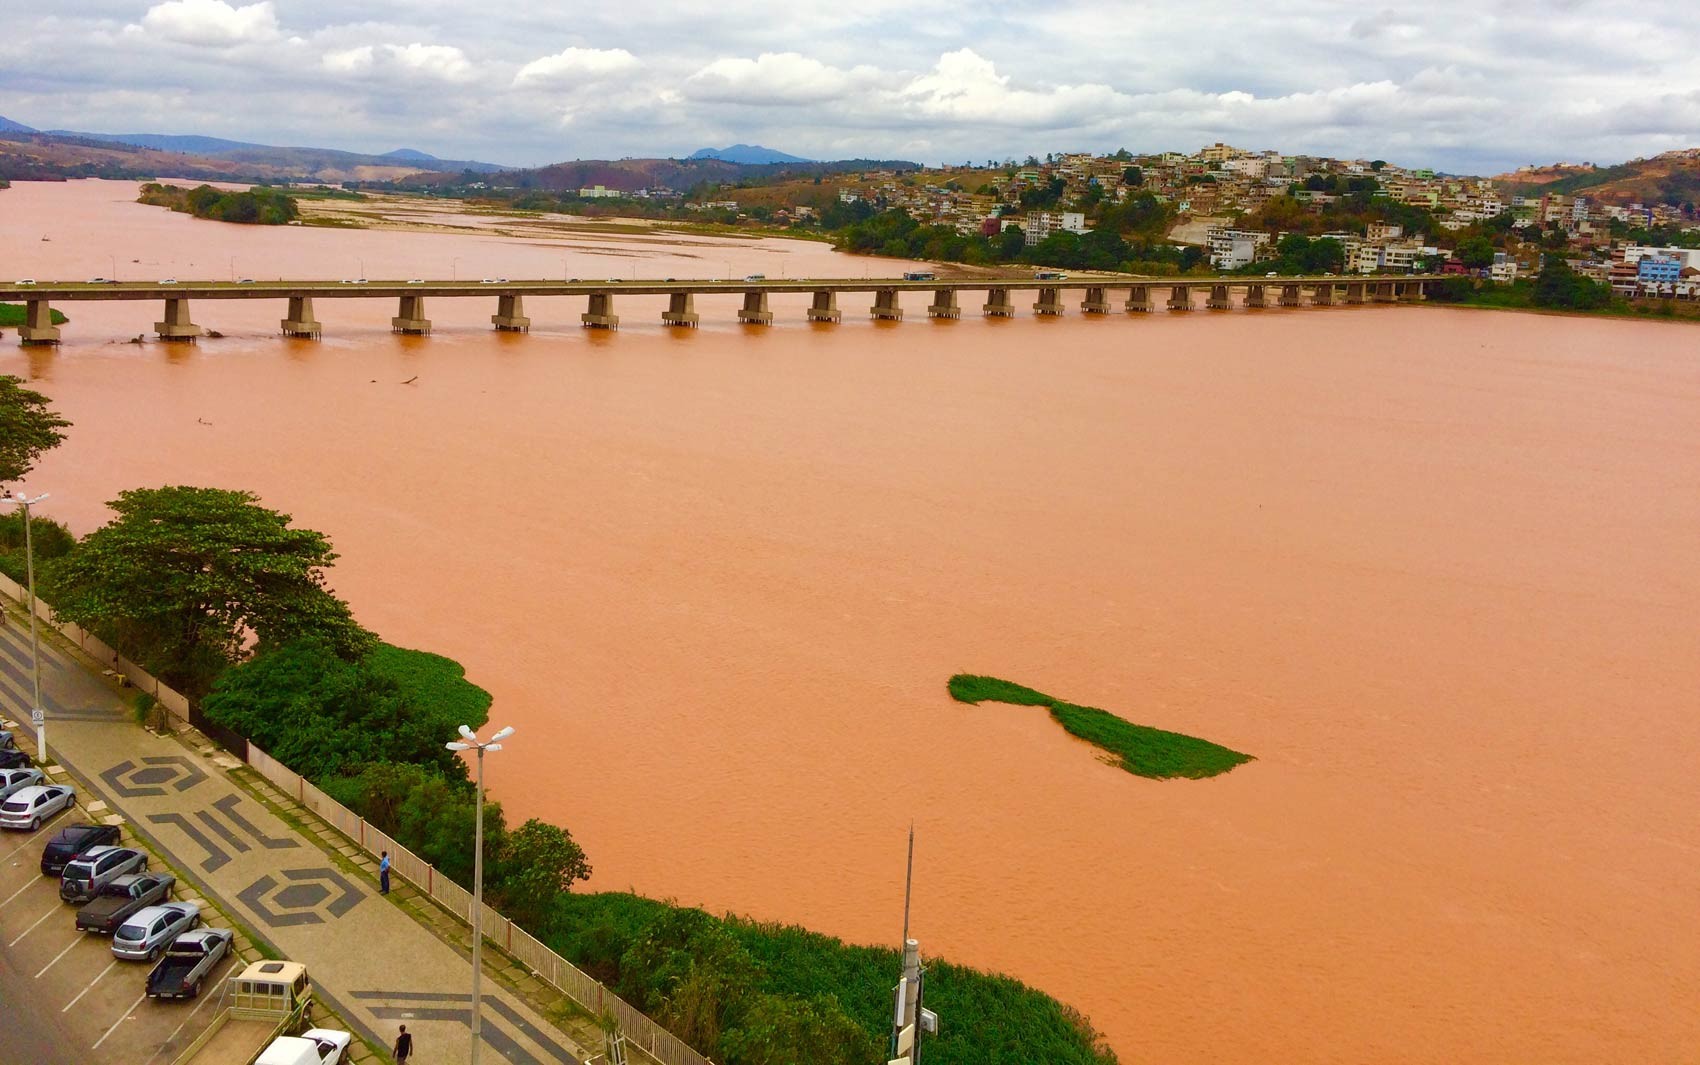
[0, 492, 49, 762]
[445, 723, 514, 1065]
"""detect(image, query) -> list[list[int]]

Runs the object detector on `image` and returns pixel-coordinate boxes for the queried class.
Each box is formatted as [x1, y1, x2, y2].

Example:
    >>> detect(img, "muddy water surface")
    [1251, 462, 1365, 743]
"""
[4, 181, 1699, 1062]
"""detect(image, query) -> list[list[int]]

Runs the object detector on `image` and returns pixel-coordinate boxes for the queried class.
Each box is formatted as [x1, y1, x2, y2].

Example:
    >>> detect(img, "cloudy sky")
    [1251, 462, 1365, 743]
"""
[3, 0, 1698, 173]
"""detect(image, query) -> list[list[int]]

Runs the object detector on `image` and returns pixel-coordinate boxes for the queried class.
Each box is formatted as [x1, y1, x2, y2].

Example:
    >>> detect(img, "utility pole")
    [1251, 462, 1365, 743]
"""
[0, 492, 48, 762]
[890, 826, 936, 1064]
[445, 724, 514, 1065]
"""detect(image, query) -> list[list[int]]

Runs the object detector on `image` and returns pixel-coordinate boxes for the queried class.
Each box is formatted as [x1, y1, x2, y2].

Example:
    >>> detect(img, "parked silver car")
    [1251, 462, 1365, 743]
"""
[0, 767, 45, 801]
[113, 902, 200, 961]
[59, 844, 147, 903]
[1, 783, 76, 831]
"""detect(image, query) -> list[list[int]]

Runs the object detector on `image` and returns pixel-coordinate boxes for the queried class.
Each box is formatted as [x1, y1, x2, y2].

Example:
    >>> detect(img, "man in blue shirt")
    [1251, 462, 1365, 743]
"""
[379, 851, 391, 895]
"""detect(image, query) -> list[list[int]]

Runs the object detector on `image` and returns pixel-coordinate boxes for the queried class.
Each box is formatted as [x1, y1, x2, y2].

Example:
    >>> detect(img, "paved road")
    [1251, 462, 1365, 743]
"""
[0, 618, 587, 1065]
[0, 928, 82, 1065]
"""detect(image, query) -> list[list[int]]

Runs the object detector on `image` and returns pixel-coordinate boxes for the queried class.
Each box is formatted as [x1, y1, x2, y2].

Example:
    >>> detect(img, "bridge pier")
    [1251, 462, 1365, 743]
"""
[281, 296, 322, 338]
[18, 299, 60, 345]
[580, 292, 619, 329]
[1311, 283, 1335, 307]
[1124, 285, 1154, 313]
[926, 288, 959, 319]
[1372, 282, 1397, 303]
[492, 293, 531, 332]
[1207, 285, 1231, 310]
[1081, 286, 1110, 314]
[1346, 282, 1366, 304]
[1034, 287, 1066, 316]
[391, 294, 431, 334]
[1244, 284, 1266, 309]
[806, 290, 841, 323]
[1400, 282, 1424, 302]
[1167, 285, 1193, 311]
[738, 290, 773, 325]
[662, 291, 699, 327]
[155, 297, 202, 341]
[1279, 285, 1302, 308]
[983, 287, 1015, 317]
[871, 288, 903, 320]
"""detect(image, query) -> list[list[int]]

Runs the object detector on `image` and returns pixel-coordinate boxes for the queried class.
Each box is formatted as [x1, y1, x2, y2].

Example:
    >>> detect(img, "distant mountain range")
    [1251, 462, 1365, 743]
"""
[1495, 149, 1700, 206]
[688, 144, 812, 165]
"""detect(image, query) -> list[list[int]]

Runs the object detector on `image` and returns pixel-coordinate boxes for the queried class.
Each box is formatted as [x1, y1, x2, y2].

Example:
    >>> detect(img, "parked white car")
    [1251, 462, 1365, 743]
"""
[256, 1028, 351, 1065]
[112, 901, 200, 961]
[0, 783, 76, 830]
[0, 767, 45, 801]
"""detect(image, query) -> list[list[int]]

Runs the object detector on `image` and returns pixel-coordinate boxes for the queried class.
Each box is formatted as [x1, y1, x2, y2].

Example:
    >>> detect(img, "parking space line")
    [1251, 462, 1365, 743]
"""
[8, 902, 61, 946]
[92, 989, 150, 1050]
[0, 824, 48, 864]
[145, 964, 227, 1065]
[36, 932, 85, 977]
[0, 876, 42, 909]
[62, 958, 117, 1012]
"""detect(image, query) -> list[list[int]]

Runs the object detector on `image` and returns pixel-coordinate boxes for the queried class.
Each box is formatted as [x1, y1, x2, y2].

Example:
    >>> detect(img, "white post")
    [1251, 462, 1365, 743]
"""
[471, 744, 485, 1065]
[22, 498, 44, 760]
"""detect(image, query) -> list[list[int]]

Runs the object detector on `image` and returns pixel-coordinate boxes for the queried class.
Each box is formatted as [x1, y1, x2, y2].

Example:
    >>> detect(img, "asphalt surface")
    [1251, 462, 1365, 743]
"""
[0, 936, 83, 1065]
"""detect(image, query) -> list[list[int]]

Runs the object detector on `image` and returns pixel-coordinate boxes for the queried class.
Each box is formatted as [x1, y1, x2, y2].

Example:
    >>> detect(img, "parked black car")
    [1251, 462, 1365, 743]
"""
[0, 747, 30, 770]
[76, 872, 175, 934]
[41, 822, 122, 877]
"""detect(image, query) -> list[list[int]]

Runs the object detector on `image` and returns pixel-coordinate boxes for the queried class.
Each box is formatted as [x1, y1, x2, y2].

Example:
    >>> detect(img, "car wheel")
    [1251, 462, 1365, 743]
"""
[27, 817, 38, 831]
[138, 858, 148, 871]
[191, 978, 203, 997]
[148, 944, 161, 961]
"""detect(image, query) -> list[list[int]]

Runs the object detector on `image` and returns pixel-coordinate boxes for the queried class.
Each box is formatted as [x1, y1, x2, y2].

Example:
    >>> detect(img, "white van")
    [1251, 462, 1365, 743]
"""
[255, 1028, 350, 1065]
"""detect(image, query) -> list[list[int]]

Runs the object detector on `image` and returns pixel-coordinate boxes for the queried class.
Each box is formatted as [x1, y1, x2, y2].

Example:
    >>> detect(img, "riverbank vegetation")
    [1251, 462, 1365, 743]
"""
[0, 374, 70, 485]
[949, 674, 1253, 779]
[26, 464, 1115, 1063]
[1428, 254, 1700, 321]
[0, 303, 68, 328]
[137, 182, 299, 224]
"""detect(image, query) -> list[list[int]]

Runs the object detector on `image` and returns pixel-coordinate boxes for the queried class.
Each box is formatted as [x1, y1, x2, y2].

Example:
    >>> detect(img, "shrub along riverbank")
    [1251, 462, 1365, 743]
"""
[949, 674, 1253, 779]
[137, 182, 299, 224]
[0, 303, 68, 327]
[28, 482, 1116, 1065]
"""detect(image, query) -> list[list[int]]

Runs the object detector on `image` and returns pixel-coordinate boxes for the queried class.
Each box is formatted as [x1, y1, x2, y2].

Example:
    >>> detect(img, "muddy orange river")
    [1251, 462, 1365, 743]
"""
[4, 181, 1697, 1062]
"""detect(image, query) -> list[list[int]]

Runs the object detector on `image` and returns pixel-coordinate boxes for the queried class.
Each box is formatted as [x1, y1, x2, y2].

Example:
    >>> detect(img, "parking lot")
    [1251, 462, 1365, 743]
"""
[0, 796, 241, 1065]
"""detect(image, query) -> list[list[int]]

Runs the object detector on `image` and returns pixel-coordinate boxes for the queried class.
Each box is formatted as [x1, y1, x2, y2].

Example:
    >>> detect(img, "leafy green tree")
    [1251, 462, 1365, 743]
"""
[996, 226, 1026, 260]
[1532, 254, 1609, 309]
[1456, 236, 1496, 269]
[0, 375, 70, 485]
[43, 487, 371, 694]
[621, 908, 760, 1056]
[1121, 166, 1143, 186]
[721, 993, 877, 1065]
[322, 760, 506, 888]
[492, 819, 592, 930]
[0, 510, 74, 585]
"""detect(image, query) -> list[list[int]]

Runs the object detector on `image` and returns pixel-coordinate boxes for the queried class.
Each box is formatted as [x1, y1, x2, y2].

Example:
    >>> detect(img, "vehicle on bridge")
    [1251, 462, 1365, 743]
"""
[256, 1028, 351, 1065]
[59, 843, 146, 902]
[75, 871, 175, 934]
[40, 821, 121, 876]
[903, 271, 937, 281]
[1, 783, 75, 831]
[112, 901, 200, 960]
[147, 926, 234, 998]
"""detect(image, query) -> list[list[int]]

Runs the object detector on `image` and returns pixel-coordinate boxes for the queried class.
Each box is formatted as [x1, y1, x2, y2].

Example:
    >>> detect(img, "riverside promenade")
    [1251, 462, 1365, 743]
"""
[0, 608, 596, 1065]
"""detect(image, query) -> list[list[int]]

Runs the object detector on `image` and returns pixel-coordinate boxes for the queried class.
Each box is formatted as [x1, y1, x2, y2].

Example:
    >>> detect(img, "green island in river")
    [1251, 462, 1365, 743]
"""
[948, 674, 1253, 780]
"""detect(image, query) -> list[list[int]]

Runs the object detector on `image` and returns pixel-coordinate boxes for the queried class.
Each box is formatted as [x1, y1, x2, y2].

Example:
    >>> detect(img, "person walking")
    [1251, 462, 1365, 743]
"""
[393, 1023, 413, 1062]
[379, 851, 391, 895]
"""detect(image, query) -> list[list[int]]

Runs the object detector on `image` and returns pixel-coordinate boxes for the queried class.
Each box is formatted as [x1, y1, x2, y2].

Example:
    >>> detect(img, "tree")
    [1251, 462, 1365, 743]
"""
[43, 486, 371, 694]
[1532, 254, 1610, 310]
[0, 375, 70, 485]
[621, 908, 759, 1056]
[492, 819, 593, 930]
[721, 994, 877, 1065]
[1370, 159, 1387, 171]
[1456, 236, 1496, 269]
[1121, 166, 1143, 186]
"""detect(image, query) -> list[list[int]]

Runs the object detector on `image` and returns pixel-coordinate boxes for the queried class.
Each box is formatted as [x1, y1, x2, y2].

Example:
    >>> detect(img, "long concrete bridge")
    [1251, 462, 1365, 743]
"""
[0, 275, 1448, 344]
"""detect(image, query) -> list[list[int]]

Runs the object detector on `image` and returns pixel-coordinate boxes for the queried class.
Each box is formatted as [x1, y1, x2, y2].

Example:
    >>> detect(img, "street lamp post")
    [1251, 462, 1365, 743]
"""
[445, 723, 514, 1065]
[0, 492, 49, 761]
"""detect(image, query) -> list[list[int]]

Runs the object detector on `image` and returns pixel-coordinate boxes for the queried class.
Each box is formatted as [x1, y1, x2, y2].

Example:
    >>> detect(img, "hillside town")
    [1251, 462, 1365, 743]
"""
[753, 144, 1700, 299]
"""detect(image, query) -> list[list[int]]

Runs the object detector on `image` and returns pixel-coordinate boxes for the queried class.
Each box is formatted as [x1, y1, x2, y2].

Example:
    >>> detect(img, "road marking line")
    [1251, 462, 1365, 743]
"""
[8, 902, 60, 946]
[146, 960, 227, 1064]
[36, 932, 85, 977]
[62, 958, 117, 1012]
[92, 989, 149, 1050]
[0, 825, 49, 863]
[0, 877, 42, 909]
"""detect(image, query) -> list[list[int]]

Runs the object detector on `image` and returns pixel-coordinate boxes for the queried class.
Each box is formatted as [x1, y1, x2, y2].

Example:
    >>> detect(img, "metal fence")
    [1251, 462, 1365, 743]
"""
[245, 744, 713, 1065]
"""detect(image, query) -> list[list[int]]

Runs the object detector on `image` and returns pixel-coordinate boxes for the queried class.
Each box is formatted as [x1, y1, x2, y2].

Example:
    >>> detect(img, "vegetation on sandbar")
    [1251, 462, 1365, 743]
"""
[138, 182, 299, 224]
[0, 303, 68, 328]
[949, 674, 1253, 779]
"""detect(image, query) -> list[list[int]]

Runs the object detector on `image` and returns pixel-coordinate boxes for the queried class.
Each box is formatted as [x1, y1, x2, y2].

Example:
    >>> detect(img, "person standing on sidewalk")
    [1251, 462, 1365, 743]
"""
[393, 1024, 413, 1062]
[379, 851, 391, 895]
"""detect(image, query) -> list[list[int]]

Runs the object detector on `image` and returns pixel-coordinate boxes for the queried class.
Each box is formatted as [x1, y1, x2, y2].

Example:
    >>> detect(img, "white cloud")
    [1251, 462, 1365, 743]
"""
[514, 47, 639, 86]
[320, 42, 475, 82]
[139, 0, 280, 46]
[890, 49, 1128, 127]
[322, 45, 374, 73]
[685, 52, 871, 105]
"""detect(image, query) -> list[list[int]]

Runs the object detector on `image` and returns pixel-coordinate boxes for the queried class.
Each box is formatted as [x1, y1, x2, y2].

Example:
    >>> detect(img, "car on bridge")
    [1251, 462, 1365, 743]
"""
[0, 766, 44, 800]
[113, 901, 200, 960]
[40, 821, 122, 876]
[76, 871, 175, 934]
[1, 783, 76, 831]
[59, 843, 146, 902]
[147, 926, 234, 998]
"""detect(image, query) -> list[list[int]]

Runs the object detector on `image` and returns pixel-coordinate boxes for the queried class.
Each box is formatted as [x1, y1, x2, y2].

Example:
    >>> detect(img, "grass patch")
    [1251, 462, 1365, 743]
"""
[948, 674, 1252, 780]
[0, 303, 68, 326]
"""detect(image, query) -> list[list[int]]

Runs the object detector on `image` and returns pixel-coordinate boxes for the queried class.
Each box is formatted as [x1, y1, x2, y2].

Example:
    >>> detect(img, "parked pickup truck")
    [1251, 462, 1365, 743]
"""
[76, 871, 175, 933]
[147, 927, 234, 998]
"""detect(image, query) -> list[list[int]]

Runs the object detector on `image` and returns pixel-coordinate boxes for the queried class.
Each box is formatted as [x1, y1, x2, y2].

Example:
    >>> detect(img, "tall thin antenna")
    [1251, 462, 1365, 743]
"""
[902, 822, 915, 947]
